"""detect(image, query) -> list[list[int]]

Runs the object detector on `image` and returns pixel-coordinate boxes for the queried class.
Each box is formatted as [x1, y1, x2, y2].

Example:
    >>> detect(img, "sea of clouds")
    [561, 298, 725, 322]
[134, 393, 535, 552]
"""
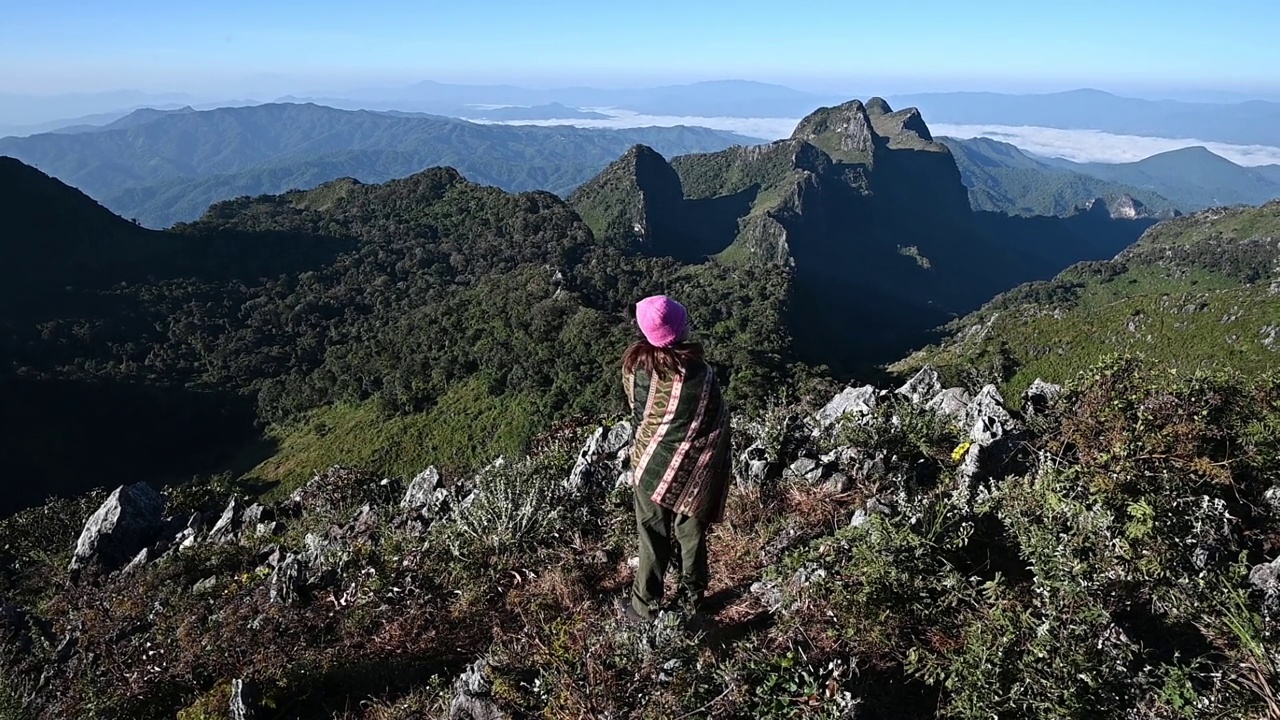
[470, 110, 1280, 167]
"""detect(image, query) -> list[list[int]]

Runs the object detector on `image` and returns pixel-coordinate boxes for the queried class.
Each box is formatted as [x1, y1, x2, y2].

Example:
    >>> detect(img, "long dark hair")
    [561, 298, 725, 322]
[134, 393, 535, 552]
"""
[622, 339, 705, 379]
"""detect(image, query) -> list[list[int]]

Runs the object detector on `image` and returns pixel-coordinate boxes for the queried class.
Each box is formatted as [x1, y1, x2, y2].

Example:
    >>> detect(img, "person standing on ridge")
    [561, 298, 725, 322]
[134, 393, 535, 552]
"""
[619, 295, 733, 623]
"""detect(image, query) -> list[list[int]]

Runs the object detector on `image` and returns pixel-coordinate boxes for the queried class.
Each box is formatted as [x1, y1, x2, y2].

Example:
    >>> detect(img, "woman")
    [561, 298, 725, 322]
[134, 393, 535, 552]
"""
[620, 295, 733, 623]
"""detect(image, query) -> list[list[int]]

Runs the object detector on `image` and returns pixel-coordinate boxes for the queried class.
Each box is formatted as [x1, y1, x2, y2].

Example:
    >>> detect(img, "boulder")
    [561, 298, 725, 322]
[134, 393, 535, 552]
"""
[402, 467, 442, 510]
[896, 366, 942, 405]
[121, 548, 150, 575]
[925, 388, 972, 421]
[1023, 379, 1064, 416]
[206, 496, 244, 544]
[230, 679, 257, 720]
[450, 658, 509, 720]
[70, 483, 166, 573]
[566, 421, 633, 491]
[739, 442, 773, 487]
[269, 553, 301, 605]
[815, 385, 878, 429]
[786, 457, 823, 483]
[965, 385, 1014, 447]
[192, 576, 219, 595]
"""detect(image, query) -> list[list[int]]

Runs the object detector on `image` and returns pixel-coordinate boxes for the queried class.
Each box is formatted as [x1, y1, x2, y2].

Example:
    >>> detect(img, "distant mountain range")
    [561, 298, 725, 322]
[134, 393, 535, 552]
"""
[11, 83, 1280, 150]
[890, 88, 1280, 148]
[942, 136, 1280, 214]
[0, 103, 759, 228]
[1042, 145, 1280, 209]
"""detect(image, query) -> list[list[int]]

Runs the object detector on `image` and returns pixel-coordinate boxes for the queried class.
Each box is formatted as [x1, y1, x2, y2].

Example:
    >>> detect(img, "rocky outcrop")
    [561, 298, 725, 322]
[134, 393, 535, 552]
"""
[896, 366, 943, 404]
[450, 658, 509, 720]
[70, 483, 165, 573]
[815, 385, 880, 429]
[566, 421, 633, 492]
[792, 100, 877, 161]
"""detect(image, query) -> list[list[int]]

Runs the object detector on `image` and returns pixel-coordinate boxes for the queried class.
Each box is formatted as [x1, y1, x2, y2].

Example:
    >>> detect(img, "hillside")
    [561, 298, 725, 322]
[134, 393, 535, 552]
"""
[1046, 146, 1280, 210]
[5, 141, 1280, 720]
[0, 157, 800, 518]
[940, 136, 1180, 216]
[0, 103, 756, 228]
[895, 200, 1280, 396]
[572, 99, 1160, 368]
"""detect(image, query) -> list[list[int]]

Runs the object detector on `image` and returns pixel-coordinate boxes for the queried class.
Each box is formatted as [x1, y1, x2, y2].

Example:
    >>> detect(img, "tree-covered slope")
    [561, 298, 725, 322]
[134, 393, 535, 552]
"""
[895, 201, 1280, 396]
[0, 158, 799, 516]
[940, 136, 1180, 216]
[0, 103, 756, 228]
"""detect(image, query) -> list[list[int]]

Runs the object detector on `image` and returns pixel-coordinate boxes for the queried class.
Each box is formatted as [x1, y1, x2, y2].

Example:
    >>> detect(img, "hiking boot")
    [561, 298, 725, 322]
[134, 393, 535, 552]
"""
[617, 595, 649, 625]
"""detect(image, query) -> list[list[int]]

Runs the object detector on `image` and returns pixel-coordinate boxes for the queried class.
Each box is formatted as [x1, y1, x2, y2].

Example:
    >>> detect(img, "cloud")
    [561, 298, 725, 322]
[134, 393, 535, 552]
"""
[469, 109, 799, 141]
[470, 109, 1280, 167]
[932, 123, 1280, 167]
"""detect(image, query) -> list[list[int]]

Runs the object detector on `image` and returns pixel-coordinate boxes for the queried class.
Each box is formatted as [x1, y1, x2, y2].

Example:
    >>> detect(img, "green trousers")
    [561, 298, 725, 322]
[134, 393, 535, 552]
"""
[631, 486, 709, 620]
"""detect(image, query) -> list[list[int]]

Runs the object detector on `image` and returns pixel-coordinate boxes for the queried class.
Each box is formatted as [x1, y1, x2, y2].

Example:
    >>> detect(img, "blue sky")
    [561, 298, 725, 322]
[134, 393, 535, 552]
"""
[1, 0, 1277, 96]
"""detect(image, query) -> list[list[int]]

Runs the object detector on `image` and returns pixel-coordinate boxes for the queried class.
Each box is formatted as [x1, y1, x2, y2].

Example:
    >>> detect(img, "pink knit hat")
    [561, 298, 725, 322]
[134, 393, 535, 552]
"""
[635, 295, 689, 348]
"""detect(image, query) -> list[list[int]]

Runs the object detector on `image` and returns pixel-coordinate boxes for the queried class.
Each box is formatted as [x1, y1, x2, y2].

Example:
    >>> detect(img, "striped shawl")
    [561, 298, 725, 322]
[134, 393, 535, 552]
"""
[624, 360, 732, 522]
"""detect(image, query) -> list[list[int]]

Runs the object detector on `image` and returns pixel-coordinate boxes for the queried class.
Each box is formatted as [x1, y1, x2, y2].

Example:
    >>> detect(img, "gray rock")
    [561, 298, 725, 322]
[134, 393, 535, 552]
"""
[816, 385, 878, 428]
[230, 678, 257, 720]
[70, 483, 165, 573]
[824, 472, 852, 493]
[269, 553, 301, 605]
[740, 443, 773, 486]
[1023, 379, 1064, 415]
[1262, 325, 1278, 350]
[206, 496, 244, 545]
[896, 366, 942, 405]
[402, 467, 442, 510]
[750, 579, 784, 612]
[241, 503, 268, 528]
[450, 659, 509, 720]
[850, 496, 893, 528]
[192, 576, 219, 595]
[925, 388, 972, 421]
[786, 457, 823, 482]
[255, 521, 284, 537]
[566, 421, 634, 491]
[1251, 556, 1280, 615]
[1265, 486, 1280, 514]
[966, 385, 1014, 447]
[121, 548, 150, 575]
[601, 421, 633, 456]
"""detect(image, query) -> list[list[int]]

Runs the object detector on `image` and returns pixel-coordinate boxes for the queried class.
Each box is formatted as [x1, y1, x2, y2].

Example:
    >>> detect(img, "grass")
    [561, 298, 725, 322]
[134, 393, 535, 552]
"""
[896, 202, 1280, 400]
[249, 376, 540, 498]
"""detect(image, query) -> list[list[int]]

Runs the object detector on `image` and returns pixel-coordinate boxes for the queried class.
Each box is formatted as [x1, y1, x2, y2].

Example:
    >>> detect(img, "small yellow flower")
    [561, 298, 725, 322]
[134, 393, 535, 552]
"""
[951, 441, 973, 463]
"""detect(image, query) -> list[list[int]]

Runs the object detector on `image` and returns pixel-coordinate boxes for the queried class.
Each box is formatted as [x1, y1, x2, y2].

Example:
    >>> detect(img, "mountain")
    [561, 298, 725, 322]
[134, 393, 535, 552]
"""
[1044, 146, 1280, 209]
[49, 105, 199, 134]
[0, 103, 757, 228]
[6, 153, 1280, 720]
[890, 88, 1280, 147]
[571, 98, 1160, 367]
[940, 135, 1181, 216]
[461, 103, 611, 121]
[0, 156, 799, 518]
[308, 79, 842, 118]
[897, 200, 1280, 394]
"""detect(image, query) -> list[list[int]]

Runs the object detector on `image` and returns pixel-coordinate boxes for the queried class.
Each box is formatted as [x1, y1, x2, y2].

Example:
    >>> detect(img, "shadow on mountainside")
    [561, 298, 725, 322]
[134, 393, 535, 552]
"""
[0, 376, 263, 517]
